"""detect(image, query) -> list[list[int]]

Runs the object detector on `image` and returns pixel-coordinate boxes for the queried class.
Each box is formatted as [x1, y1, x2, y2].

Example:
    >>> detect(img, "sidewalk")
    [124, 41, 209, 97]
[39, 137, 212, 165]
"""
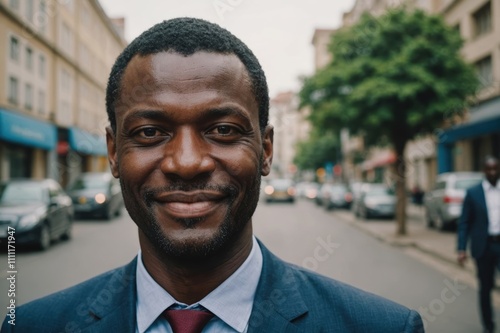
[333, 203, 477, 274]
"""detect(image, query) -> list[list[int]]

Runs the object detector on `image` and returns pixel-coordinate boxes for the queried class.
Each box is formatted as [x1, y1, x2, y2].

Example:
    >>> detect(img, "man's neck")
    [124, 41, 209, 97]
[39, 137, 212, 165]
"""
[139, 229, 253, 305]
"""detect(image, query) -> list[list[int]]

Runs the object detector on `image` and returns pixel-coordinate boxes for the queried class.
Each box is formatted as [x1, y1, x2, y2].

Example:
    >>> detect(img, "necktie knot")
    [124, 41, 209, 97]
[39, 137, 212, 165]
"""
[163, 309, 214, 333]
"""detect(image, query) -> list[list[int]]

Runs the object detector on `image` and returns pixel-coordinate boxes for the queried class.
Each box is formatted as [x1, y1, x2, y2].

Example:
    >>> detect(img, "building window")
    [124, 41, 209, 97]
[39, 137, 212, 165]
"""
[26, 0, 34, 22]
[38, 90, 46, 115]
[475, 55, 493, 88]
[473, 1, 492, 37]
[61, 22, 73, 52]
[10, 36, 19, 61]
[25, 84, 33, 110]
[39, 0, 47, 33]
[39, 54, 46, 78]
[26, 47, 33, 71]
[8, 77, 19, 104]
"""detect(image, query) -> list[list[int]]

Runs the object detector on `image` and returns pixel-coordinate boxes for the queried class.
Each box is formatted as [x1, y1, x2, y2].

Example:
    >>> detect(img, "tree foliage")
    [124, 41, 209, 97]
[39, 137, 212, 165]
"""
[299, 8, 478, 234]
[294, 130, 340, 171]
[300, 8, 477, 146]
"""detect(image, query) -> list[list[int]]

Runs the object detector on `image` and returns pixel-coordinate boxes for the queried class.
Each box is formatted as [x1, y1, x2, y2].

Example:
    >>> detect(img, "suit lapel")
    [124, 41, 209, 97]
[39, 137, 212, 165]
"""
[82, 258, 138, 333]
[248, 241, 308, 333]
[477, 184, 489, 224]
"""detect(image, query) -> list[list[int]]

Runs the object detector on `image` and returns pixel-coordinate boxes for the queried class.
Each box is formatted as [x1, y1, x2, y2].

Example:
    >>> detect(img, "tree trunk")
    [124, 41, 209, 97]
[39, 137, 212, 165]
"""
[392, 140, 408, 236]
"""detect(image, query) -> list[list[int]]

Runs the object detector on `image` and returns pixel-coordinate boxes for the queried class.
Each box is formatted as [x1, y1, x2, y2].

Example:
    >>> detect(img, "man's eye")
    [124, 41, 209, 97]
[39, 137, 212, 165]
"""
[216, 126, 232, 135]
[140, 128, 159, 137]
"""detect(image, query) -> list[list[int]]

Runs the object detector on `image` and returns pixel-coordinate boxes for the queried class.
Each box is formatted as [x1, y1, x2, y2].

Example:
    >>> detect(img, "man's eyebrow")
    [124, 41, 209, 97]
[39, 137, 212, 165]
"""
[123, 107, 253, 126]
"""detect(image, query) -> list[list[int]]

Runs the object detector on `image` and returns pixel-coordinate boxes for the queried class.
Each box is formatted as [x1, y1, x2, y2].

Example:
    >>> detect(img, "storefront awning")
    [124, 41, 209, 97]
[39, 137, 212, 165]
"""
[0, 109, 57, 150]
[439, 115, 500, 144]
[68, 127, 107, 156]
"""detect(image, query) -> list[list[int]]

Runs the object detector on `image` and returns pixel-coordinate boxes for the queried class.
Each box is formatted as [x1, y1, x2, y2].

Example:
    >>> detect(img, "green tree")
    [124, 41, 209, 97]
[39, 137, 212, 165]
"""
[294, 130, 340, 172]
[300, 8, 478, 235]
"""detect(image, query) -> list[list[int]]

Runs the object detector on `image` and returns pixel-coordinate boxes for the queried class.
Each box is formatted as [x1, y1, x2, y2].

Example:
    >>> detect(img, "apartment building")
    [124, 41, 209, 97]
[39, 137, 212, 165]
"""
[0, 0, 127, 186]
[269, 91, 311, 179]
[437, 0, 500, 173]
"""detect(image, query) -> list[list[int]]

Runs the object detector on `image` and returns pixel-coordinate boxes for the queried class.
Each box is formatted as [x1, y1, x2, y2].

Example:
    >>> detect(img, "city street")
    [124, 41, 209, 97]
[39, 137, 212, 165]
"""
[1, 198, 498, 332]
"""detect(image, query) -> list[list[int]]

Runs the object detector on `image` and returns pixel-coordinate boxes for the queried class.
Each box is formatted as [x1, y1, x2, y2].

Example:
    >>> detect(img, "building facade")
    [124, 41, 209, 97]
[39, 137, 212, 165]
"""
[269, 91, 310, 179]
[0, 0, 127, 186]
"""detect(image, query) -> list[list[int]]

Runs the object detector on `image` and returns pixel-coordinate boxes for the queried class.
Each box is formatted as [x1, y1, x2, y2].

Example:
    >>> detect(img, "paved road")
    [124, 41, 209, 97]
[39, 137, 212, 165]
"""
[0, 198, 497, 332]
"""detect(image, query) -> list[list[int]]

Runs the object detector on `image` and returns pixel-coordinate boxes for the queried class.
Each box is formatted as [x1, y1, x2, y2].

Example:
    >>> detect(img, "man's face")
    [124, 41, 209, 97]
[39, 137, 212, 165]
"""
[107, 51, 273, 261]
[484, 159, 499, 186]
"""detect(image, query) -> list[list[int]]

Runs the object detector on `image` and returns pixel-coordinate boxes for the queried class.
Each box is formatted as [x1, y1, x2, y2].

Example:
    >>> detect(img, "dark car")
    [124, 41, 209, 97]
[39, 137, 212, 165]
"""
[264, 178, 296, 203]
[0, 178, 74, 250]
[67, 172, 123, 220]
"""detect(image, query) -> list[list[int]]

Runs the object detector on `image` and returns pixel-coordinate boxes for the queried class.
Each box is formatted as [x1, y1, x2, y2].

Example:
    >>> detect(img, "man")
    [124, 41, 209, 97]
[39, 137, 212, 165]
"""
[458, 156, 500, 333]
[2, 18, 423, 332]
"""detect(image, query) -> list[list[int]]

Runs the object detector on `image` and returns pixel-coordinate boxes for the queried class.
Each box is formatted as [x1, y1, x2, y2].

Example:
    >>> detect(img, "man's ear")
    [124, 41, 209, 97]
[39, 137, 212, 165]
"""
[261, 125, 274, 176]
[106, 126, 119, 178]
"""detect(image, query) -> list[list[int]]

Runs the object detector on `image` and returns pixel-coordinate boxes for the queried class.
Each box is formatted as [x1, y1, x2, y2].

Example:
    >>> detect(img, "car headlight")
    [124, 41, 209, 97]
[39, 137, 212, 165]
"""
[95, 193, 107, 204]
[18, 214, 40, 229]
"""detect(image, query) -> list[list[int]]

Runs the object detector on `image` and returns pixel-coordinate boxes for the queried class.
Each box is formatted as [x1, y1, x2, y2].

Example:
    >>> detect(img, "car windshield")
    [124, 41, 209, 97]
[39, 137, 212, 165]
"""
[330, 185, 347, 193]
[0, 182, 45, 203]
[271, 179, 293, 188]
[69, 176, 108, 190]
[366, 187, 392, 197]
[455, 178, 482, 190]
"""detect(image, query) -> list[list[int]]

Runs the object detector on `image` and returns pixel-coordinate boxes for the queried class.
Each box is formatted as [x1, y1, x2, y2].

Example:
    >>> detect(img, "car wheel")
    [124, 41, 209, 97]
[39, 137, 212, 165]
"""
[434, 214, 446, 231]
[361, 208, 370, 220]
[426, 211, 435, 228]
[60, 216, 73, 241]
[38, 224, 51, 251]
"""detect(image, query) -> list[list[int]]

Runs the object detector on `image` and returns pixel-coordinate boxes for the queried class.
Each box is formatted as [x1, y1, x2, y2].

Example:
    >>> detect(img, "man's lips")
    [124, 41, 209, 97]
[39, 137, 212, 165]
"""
[152, 191, 228, 218]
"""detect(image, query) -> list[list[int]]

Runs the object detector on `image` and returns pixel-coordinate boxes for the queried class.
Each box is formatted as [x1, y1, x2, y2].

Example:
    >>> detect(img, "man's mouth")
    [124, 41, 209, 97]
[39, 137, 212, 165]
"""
[152, 191, 228, 219]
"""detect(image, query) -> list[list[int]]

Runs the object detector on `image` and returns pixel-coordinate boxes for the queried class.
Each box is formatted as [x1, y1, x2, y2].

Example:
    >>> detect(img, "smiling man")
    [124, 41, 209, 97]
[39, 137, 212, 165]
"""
[2, 18, 424, 333]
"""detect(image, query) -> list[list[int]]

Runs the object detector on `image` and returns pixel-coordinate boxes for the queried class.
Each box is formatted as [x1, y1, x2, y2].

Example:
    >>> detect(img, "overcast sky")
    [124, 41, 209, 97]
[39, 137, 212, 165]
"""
[99, 0, 355, 98]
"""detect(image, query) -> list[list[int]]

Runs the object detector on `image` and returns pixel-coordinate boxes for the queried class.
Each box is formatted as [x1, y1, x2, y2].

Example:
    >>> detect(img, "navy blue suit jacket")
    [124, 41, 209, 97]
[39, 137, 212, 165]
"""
[457, 183, 489, 259]
[2, 242, 423, 332]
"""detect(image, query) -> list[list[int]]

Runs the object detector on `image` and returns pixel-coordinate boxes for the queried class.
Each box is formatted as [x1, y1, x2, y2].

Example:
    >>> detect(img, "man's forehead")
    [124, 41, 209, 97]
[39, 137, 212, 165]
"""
[124, 51, 250, 83]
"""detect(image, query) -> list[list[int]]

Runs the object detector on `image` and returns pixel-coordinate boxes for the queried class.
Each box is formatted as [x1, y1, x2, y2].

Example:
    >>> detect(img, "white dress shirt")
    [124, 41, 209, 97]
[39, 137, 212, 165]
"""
[483, 180, 500, 235]
[135, 236, 263, 333]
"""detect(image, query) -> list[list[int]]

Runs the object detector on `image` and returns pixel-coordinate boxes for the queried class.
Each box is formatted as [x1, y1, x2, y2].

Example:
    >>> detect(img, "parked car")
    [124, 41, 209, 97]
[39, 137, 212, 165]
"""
[66, 172, 123, 220]
[316, 183, 330, 206]
[323, 183, 353, 210]
[424, 172, 483, 230]
[296, 182, 320, 200]
[349, 181, 368, 214]
[264, 178, 296, 203]
[0, 178, 74, 250]
[355, 184, 396, 219]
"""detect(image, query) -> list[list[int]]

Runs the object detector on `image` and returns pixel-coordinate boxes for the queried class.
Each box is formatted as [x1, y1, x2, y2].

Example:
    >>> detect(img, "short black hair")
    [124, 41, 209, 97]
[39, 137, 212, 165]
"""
[105, 17, 269, 133]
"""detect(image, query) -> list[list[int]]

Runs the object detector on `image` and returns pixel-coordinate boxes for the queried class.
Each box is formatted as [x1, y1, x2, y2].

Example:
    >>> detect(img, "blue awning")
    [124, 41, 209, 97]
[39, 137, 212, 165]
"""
[68, 127, 107, 156]
[0, 109, 57, 150]
[439, 115, 500, 144]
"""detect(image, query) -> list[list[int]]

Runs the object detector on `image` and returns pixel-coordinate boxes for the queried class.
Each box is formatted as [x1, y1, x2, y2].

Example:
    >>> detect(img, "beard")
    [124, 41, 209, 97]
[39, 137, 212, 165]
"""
[119, 160, 263, 262]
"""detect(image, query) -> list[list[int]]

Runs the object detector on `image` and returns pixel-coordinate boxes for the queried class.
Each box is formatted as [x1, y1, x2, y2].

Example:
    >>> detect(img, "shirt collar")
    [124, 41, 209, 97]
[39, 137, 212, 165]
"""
[136, 236, 263, 333]
[483, 180, 500, 191]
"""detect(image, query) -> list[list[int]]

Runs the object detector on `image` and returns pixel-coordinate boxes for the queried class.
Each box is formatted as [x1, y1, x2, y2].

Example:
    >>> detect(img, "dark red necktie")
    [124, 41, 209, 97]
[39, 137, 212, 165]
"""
[163, 309, 214, 333]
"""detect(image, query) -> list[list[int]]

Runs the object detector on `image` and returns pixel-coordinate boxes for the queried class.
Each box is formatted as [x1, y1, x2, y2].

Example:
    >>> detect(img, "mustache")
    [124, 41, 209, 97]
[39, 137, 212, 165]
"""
[143, 183, 238, 207]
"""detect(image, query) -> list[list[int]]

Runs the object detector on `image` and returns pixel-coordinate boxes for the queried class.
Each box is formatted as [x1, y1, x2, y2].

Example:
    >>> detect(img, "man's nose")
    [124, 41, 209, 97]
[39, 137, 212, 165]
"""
[159, 127, 216, 180]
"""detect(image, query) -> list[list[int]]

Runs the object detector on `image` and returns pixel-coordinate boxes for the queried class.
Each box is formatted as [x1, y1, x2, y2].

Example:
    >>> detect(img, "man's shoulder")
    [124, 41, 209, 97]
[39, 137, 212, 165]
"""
[2, 259, 137, 333]
[257, 246, 423, 332]
[290, 261, 411, 311]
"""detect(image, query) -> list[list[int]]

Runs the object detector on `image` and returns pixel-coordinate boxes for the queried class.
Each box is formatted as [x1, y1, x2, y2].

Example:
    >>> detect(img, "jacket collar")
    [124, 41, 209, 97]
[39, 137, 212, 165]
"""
[247, 240, 308, 332]
[82, 258, 138, 333]
[78, 240, 309, 333]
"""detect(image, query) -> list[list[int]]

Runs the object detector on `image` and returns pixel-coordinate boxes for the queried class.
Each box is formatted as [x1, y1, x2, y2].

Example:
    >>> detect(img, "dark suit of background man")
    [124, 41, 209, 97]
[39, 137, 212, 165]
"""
[458, 156, 500, 333]
[2, 18, 424, 333]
